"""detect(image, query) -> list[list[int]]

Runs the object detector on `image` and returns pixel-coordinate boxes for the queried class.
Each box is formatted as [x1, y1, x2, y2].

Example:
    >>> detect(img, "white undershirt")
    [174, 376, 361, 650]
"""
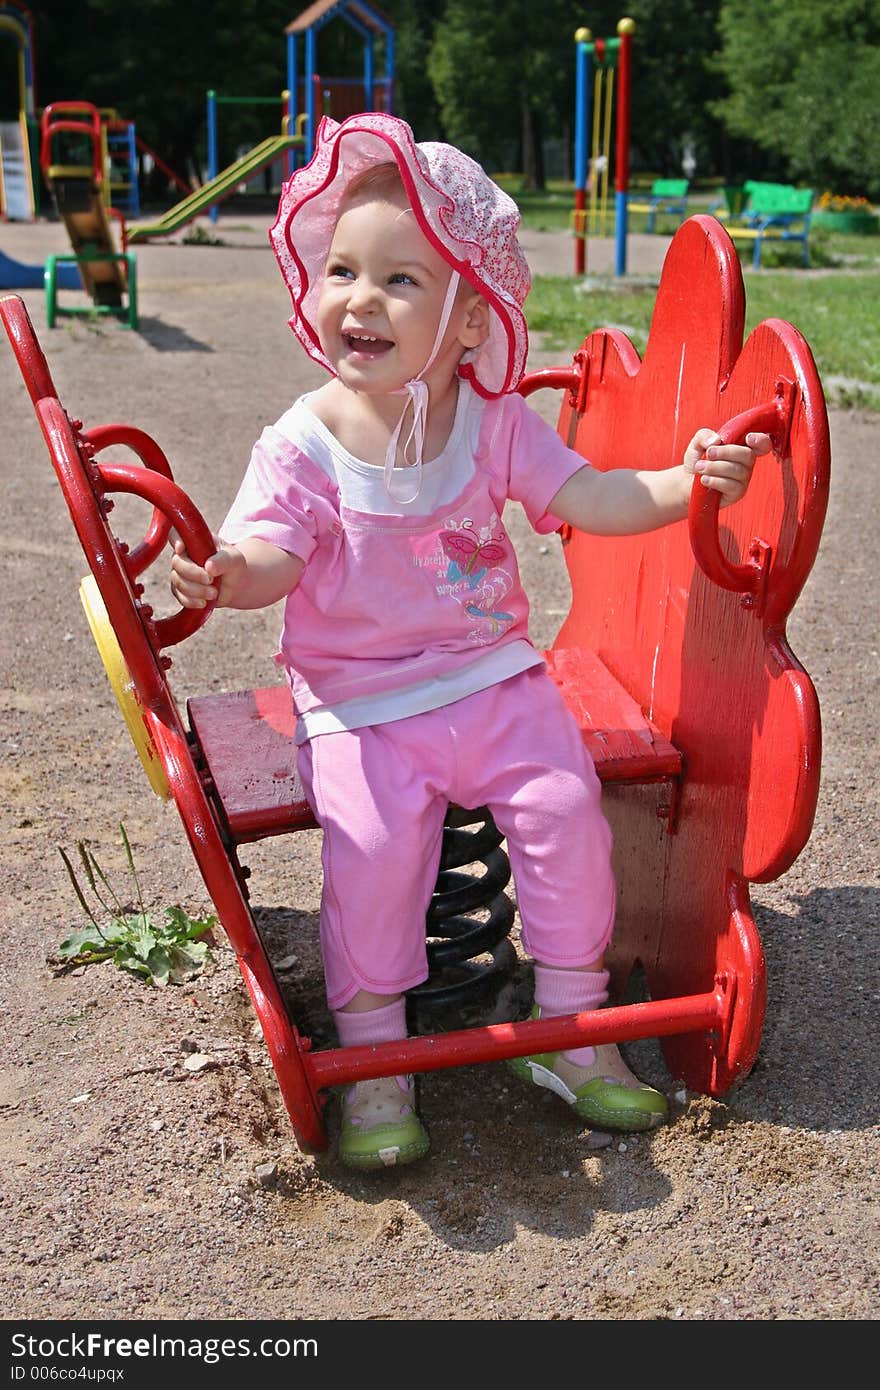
[272, 379, 480, 516]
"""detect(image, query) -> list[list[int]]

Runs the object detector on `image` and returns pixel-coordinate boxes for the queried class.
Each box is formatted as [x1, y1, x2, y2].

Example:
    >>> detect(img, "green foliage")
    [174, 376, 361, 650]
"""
[428, 0, 601, 184]
[181, 223, 226, 246]
[382, 0, 446, 138]
[54, 824, 215, 987]
[714, 0, 880, 200]
[428, 0, 532, 167]
[427, 1, 730, 184]
[623, 0, 726, 177]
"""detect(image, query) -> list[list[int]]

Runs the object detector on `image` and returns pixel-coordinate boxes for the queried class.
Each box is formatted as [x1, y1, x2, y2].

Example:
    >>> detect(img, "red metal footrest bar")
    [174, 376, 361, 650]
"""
[307, 982, 730, 1091]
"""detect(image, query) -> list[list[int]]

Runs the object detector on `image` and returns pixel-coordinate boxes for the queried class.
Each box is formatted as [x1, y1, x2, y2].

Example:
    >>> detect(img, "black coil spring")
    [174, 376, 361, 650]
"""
[407, 805, 519, 1031]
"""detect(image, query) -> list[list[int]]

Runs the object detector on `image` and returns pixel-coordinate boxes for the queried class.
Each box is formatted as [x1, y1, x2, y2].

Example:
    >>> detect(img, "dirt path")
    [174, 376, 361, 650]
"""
[0, 211, 877, 1324]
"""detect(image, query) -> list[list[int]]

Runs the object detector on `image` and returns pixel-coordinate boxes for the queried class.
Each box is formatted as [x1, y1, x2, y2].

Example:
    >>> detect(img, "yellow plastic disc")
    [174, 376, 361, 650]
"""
[79, 575, 171, 800]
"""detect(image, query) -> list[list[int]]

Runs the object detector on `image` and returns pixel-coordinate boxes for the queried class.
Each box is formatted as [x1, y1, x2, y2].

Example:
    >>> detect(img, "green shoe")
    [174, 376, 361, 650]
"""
[338, 1074, 430, 1170]
[509, 1011, 668, 1133]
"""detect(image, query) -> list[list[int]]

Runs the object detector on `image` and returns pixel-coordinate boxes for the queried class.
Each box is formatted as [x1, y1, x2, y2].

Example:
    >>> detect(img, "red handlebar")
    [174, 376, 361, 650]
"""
[95, 462, 217, 648]
[83, 425, 177, 579]
[0, 293, 57, 404]
[687, 383, 794, 606]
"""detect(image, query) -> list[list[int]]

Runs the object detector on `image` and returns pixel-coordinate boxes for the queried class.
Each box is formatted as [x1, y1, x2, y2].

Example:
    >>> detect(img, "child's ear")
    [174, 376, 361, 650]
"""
[458, 293, 490, 349]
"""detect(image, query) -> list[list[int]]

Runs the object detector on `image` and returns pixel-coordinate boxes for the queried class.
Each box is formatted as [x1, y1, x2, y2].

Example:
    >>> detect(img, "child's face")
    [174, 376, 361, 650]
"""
[316, 192, 478, 396]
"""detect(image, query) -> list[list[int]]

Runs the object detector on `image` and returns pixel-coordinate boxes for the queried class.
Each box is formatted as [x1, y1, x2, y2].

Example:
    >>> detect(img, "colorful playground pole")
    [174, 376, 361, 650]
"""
[572, 18, 636, 278]
[614, 18, 635, 277]
[305, 25, 317, 164]
[206, 89, 217, 222]
[573, 28, 591, 276]
[286, 30, 298, 176]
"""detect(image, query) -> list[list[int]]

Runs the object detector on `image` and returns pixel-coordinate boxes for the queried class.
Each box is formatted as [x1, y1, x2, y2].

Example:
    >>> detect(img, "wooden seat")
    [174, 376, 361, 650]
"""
[543, 648, 682, 783]
[187, 648, 682, 845]
[188, 686, 313, 842]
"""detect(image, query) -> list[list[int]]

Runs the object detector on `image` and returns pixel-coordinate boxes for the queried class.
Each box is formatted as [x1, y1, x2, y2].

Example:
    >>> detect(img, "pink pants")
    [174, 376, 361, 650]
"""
[297, 666, 616, 1009]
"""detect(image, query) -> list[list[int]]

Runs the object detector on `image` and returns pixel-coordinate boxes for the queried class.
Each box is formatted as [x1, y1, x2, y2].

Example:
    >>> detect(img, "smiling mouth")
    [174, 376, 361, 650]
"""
[343, 332, 393, 356]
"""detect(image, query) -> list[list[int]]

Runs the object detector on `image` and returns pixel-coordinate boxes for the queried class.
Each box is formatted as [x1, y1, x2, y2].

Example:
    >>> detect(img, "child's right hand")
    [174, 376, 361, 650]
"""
[170, 533, 244, 609]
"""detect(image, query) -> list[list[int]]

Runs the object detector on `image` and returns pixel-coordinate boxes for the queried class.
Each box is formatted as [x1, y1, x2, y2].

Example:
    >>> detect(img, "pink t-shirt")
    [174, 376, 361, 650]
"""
[220, 385, 588, 735]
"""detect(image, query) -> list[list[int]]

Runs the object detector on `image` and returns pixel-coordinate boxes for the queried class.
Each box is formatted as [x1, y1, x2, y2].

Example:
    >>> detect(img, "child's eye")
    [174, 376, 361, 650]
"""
[327, 263, 354, 280]
[389, 272, 417, 286]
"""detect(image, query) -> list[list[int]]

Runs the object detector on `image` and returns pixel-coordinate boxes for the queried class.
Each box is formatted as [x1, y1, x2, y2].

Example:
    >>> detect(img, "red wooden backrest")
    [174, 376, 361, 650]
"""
[550, 215, 829, 1089]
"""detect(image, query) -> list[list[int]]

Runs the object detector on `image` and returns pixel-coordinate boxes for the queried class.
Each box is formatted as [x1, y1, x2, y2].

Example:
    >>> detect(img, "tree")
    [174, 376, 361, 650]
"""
[383, 0, 446, 139]
[621, 0, 726, 177]
[427, 0, 584, 185]
[425, 1, 735, 185]
[713, 0, 880, 199]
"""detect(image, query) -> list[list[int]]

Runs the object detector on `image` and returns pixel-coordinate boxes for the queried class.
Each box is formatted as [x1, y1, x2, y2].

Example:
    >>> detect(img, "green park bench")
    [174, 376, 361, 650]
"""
[627, 178, 689, 233]
[714, 181, 814, 268]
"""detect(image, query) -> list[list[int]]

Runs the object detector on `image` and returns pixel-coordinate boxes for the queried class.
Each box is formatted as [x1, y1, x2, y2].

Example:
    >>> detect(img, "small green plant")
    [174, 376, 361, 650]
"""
[182, 223, 226, 246]
[53, 824, 215, 986]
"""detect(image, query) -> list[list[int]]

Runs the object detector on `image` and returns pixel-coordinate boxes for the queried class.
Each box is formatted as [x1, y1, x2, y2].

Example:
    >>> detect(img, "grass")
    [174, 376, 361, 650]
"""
[509, 180, 880, 411]
[494, 176, 577, 233]
[527, 270, 880, 411]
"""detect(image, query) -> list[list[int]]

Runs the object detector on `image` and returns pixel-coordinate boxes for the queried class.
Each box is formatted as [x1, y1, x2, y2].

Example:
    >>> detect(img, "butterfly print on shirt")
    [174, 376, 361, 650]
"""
[440, 528, 508, 591]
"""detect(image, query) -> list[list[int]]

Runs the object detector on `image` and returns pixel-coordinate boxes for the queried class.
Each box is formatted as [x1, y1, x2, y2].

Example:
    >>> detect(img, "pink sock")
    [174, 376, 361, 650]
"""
[533, 965, 610, 1065]
[333, 997, 408, 1047]
[333, 999, 410, 1105]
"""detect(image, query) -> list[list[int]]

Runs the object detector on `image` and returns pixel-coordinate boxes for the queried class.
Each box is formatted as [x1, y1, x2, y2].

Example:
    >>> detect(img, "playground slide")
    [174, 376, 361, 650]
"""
[0, 116, 35, 220]
[45, 171, 126, 306]
[126, 134, 299, 243]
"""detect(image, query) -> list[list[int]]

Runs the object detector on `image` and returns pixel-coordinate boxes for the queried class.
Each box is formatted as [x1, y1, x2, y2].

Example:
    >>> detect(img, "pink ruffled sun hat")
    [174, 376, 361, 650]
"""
[269, 112, 531, 398]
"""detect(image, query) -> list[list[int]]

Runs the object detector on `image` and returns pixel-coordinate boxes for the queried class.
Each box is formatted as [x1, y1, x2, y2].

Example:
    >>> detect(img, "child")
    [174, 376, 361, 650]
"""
[170, 113, 770, 1171]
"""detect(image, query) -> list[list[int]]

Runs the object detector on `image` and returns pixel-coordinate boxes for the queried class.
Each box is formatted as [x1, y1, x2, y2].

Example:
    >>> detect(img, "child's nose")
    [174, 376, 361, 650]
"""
[346, 277, 380, 314]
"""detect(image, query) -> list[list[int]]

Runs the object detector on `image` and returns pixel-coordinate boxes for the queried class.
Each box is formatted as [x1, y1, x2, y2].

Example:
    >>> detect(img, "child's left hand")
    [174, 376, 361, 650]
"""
[684, 428, 773, 507]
